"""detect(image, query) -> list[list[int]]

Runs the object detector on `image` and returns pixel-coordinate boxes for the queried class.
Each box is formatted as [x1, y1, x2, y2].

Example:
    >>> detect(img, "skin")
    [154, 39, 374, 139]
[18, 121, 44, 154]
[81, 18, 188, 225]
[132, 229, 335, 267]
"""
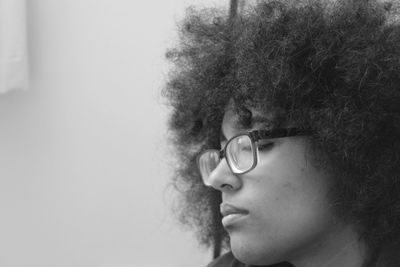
[207, 107, 366, 267]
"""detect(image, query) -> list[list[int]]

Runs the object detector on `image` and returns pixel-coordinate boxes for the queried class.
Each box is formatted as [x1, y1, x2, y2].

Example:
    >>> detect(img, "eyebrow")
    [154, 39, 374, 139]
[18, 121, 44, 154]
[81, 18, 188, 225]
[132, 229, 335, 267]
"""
[219, 115, 273, 143]
[251, 115, 273, 126]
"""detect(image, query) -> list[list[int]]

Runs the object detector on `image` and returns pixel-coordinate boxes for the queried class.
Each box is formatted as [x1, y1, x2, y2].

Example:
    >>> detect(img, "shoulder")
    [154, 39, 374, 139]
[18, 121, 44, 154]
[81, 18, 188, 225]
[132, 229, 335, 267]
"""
[205, 252, 245, 267]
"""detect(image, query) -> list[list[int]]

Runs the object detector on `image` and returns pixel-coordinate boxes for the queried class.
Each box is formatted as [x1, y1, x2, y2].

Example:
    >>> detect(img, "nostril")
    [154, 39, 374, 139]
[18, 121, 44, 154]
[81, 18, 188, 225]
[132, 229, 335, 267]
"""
[221, 183, 233, 190]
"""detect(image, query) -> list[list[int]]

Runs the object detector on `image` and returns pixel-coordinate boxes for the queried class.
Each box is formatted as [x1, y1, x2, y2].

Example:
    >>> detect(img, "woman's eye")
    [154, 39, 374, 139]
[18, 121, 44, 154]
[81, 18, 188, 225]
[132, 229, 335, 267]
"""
[240, 145, 252, 152]
[258, 142, 273, 151]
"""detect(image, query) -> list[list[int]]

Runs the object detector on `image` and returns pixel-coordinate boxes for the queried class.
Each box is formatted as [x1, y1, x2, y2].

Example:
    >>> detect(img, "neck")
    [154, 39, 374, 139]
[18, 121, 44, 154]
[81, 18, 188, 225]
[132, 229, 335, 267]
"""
[290, 224, 367, 267]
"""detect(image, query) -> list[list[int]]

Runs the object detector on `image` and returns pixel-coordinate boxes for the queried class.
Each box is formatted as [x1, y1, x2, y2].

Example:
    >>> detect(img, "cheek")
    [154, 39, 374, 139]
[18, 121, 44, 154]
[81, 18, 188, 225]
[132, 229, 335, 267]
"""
[247, 144, 335, 233]
[234, 165, 336, 263]
[257, 141, 332, 211]
[229, 140, 338, 265]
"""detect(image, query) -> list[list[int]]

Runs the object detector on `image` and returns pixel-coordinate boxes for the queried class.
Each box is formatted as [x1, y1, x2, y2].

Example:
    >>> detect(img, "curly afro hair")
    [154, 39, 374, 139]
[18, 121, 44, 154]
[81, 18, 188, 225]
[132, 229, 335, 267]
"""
[164, 0, 400, 260]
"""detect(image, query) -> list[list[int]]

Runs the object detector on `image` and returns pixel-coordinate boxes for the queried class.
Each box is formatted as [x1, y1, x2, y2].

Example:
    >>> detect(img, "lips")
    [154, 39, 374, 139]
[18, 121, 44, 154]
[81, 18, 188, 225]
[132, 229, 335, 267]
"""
[220, 203, 249, 227]
[220, 203, 249, 217]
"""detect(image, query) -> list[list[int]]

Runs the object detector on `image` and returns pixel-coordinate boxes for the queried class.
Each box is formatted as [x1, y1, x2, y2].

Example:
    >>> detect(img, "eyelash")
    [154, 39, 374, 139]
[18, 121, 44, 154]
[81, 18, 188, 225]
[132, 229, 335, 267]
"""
[258, 142, 274, 151]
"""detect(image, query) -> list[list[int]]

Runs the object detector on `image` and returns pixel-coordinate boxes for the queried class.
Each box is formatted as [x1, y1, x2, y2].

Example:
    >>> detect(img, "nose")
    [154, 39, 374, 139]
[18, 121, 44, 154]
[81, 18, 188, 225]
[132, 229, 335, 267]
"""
[206, 158, 242, 192]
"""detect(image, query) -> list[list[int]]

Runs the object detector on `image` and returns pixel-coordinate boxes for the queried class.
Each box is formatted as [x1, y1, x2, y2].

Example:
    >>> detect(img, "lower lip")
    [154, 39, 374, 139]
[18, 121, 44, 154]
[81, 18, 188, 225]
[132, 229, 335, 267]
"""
[222, 213, 248, 227]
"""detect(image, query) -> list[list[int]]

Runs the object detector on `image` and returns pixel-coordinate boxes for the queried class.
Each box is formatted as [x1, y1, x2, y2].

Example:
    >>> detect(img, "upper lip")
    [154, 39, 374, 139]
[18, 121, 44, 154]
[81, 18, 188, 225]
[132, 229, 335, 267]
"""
[220, 203, 249, 217]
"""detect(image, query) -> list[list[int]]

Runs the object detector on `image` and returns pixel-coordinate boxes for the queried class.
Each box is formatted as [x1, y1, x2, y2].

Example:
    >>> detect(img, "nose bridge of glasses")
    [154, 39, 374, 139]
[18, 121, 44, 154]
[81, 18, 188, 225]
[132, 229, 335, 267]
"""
[219, 148, 225, 159]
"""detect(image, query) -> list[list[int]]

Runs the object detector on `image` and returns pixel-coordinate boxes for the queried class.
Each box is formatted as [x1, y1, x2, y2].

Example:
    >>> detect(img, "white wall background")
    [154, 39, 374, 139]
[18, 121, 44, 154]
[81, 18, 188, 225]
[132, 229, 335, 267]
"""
[0, 1, 227, 266]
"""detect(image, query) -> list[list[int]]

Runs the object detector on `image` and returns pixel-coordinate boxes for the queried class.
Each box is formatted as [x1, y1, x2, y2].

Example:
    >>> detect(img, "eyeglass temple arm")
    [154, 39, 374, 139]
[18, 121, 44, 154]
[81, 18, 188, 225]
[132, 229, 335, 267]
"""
[251, 128, 312, 141]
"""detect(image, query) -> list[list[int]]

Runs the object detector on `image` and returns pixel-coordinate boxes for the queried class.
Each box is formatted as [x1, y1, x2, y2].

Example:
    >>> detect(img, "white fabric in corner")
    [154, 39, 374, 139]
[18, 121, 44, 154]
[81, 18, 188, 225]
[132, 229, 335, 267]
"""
[0, 0, 28, 94]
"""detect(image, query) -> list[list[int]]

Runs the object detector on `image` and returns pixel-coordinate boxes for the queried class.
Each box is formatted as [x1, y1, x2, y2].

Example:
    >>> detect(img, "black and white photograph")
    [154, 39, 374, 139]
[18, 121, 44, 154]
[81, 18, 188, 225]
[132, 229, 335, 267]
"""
[1, 0, 400, 266]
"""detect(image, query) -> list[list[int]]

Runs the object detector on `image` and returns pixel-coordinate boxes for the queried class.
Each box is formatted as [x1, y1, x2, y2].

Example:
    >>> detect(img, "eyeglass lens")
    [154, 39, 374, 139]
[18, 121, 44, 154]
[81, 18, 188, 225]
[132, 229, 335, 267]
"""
[198, 135, 255, 184]
[226, 135, 254, 173]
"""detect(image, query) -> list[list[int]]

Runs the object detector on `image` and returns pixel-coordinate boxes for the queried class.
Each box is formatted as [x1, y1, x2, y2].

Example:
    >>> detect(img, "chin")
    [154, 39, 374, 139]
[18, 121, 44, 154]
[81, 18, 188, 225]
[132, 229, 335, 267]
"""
[229, 234, 283, 266]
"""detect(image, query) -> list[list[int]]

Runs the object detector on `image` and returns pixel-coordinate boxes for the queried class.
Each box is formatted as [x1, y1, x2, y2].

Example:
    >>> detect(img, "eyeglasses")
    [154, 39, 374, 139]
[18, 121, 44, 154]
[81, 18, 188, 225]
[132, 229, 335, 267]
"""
[197, 128, 310, 186]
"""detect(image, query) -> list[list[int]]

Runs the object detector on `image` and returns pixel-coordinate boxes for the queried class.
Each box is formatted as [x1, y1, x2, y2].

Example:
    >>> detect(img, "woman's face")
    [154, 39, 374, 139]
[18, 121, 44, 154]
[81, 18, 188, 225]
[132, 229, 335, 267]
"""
[208, 108, 351, 266]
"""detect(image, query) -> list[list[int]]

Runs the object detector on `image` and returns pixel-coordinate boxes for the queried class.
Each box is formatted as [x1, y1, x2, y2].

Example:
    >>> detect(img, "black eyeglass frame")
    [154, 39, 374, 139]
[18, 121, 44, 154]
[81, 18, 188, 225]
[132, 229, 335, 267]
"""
[197, 127, 311, 177]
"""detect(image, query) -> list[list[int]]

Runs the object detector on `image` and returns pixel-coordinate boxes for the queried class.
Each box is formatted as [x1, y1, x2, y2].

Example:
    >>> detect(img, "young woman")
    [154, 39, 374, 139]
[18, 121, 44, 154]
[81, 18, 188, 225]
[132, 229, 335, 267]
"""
[164, 0, 400, 266]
